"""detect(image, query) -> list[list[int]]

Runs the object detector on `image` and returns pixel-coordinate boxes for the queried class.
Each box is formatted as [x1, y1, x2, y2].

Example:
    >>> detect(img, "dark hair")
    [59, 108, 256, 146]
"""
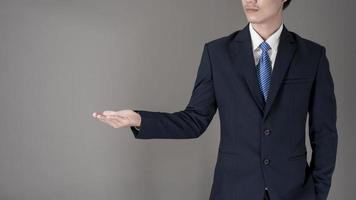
[283, 0, 292, 10]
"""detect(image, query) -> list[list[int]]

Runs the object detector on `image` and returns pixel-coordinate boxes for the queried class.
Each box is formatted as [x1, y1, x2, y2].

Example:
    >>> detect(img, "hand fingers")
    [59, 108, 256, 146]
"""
[93, 113, 107, 121]
[106, 115, 124, 119]
[93, 112, 112, 118]
[102, 111, 117, 116]
[109, 118, 124, 128]
[97, 116, 120, 128]
[95, 114, 129, 128]
[106, 116, 130, 127]
[92, 112, 98, 118]
[93, 111, 124, 119]
[93, 112, 108, 118]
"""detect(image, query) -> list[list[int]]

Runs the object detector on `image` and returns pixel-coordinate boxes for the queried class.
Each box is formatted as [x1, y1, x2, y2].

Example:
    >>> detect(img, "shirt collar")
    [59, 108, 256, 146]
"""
[249, 21, 284, 52]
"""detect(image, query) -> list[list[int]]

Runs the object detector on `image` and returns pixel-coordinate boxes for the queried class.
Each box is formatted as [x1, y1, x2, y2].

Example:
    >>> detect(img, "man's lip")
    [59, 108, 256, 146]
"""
[245, 7, 259, 11]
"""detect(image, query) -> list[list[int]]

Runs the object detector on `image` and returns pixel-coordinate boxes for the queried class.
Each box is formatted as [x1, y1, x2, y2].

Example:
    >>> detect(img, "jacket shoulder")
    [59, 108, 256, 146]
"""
[205, 30, 240, 46]
[202, 30, 241, 52]
[289, 30, 326, 52]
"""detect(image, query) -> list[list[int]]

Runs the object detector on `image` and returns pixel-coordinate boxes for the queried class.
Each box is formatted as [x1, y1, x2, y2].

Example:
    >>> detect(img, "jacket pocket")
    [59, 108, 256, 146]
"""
[283, 77, 314, 84]
[287, 151, 307, 161]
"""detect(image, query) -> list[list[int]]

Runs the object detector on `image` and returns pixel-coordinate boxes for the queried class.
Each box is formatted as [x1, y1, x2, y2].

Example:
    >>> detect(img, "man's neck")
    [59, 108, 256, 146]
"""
[251, 18, 283, 40]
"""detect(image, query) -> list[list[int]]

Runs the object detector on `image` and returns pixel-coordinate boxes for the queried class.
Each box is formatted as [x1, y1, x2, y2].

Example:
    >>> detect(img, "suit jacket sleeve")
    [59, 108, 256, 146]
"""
[308, 46, 338, 200]
[129, 43, 218, 139]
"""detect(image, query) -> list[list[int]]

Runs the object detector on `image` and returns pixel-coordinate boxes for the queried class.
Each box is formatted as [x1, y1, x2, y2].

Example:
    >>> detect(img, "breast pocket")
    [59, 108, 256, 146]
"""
[282, 76, 314, 84]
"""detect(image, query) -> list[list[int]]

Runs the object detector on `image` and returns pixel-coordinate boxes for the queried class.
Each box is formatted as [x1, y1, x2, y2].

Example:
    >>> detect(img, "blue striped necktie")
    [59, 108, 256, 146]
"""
[257, 41, 272, 102]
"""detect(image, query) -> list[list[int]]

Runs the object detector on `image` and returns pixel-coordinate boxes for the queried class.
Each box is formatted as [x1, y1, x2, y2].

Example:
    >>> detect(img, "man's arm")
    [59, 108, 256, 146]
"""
[130, 43, 218, 139]
[308, 46, 338, 200]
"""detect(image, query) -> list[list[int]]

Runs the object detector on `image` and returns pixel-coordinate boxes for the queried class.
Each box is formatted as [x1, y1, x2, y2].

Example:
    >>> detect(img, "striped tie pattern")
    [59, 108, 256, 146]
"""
[257, 41, 272, 102]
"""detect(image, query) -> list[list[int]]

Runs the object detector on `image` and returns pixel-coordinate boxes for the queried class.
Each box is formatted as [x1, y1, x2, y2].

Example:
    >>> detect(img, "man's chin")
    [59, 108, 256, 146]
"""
[246, 17, 262, 24]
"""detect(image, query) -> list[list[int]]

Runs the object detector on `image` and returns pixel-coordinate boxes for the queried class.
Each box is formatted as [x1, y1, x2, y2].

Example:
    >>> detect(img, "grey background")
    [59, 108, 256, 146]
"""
[0, 0, 354, 199]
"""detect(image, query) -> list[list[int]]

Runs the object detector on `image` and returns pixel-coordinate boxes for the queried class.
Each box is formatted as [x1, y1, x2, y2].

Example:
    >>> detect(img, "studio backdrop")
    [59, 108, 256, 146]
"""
[0, 0, 354, 199]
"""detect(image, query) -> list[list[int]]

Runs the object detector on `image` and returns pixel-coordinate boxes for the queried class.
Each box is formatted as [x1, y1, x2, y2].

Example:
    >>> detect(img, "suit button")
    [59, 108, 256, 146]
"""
[264, 129, 271, 135]
[264, 159, 270, 165]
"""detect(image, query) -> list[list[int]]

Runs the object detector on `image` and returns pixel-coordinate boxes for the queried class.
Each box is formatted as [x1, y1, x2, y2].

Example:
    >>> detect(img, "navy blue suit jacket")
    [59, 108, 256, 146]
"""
[130, 23, 338, 200]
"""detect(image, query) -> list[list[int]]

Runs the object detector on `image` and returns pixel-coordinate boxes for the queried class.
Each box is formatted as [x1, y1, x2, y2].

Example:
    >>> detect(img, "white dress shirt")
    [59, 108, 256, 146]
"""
[249, 22, 284, 70]
[134, 23, 284, 131]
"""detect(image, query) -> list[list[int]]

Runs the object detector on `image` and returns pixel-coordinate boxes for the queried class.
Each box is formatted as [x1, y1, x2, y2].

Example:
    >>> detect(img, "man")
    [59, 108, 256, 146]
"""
[93, 0, 338, 199]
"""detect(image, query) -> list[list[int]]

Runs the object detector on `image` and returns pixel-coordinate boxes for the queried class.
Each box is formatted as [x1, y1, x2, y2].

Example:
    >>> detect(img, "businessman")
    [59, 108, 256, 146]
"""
[92, 0, 338, 199]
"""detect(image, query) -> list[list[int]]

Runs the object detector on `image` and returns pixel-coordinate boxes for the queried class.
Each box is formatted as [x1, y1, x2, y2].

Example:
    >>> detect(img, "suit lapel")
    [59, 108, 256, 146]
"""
[229, 24, 265, 114]
[229, 23, 297, 119]
[262, 24, 296, 120]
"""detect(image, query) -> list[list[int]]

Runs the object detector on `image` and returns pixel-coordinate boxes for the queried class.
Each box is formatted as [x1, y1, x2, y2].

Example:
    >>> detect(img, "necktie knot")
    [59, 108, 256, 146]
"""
[259, 41, 271, 52]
